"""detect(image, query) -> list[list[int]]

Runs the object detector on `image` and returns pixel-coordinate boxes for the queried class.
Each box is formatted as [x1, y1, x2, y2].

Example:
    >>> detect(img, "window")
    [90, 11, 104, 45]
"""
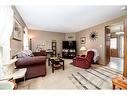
[120, 36, 124, 57]
[23, 32, 29, 50]
[23, 27, 29, 50]
[110, 38, 117, 49]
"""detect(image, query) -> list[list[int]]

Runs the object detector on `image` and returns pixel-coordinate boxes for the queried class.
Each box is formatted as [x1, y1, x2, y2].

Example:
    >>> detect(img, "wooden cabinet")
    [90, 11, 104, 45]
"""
[52, 41, 57, 57]
[62, 49, 76, 59]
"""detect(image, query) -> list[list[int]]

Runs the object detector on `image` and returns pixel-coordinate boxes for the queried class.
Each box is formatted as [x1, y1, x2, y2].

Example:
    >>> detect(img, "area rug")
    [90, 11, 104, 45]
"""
[68, 65, 122, 90]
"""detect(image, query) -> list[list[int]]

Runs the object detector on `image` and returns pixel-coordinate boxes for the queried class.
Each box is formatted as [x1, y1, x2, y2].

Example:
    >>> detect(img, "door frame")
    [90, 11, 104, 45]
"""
[105, 26, 111, 65]
[105, 19, 127, 77]
[119, 35, 124, 58]
[123, 18, 127, 77]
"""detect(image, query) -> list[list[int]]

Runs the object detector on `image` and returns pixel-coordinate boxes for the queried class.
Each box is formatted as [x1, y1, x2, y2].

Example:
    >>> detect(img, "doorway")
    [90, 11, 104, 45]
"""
[105, 22, 124, 72]
[119, 35, 124, 58]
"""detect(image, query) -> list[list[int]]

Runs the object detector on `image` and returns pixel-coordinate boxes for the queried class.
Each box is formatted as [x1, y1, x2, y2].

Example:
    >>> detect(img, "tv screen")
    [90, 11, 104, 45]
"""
[62, 41, 76, 49]
[62, 41, 68, 49]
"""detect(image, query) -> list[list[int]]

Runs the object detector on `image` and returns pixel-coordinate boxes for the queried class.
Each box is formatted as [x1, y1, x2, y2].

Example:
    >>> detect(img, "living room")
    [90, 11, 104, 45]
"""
[0, 0, 127, 95]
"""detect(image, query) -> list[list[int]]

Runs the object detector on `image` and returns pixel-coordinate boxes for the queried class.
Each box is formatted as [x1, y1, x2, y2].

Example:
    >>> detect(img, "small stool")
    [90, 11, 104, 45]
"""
[112, 76, 127, 90]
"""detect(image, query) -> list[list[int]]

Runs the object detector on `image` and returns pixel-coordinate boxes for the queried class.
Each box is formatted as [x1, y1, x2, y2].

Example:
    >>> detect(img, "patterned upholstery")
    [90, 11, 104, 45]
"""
[14, 50, 34, 58]
[72, 51, 94, 69]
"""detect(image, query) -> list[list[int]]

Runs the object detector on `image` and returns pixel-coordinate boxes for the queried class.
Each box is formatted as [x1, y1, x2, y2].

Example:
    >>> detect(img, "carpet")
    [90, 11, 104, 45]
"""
[68, 65, 122, 90]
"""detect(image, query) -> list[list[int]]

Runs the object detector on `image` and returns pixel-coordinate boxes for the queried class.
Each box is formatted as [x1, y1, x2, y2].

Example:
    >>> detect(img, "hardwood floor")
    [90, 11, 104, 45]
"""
[108, 57, 123, 72]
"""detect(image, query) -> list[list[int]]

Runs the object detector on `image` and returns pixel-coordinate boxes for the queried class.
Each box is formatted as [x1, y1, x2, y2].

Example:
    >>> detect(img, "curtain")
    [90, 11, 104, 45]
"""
[0, 6, 13, 78]
[0, 6, 13, 45]
[23, 27, 29, 50]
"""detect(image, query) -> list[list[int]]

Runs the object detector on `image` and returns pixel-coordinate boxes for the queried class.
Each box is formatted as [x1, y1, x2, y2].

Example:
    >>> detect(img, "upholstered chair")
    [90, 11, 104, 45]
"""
[72, 51, 94, 69]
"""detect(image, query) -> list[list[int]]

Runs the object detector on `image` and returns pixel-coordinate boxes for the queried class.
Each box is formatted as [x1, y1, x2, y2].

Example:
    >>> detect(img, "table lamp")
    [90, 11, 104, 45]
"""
[80, 46, 87, 54]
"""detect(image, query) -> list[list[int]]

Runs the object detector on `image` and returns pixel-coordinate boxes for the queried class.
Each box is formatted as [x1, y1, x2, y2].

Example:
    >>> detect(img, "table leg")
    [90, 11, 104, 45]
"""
[52, 64, 54, 73]
[48, 58, 50, 66]
[112, 84, 115, 90]
[63, 61, 64, 70]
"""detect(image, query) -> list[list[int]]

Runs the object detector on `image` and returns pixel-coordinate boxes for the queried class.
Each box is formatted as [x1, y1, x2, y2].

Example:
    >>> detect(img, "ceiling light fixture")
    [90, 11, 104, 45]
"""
[116, 32, 124, 35]
[121, 6, 127, 10]
[116, 26, 124, 35]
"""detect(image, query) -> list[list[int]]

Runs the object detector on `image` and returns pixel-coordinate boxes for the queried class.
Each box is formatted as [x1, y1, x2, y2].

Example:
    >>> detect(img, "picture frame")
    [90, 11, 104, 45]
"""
[13, 19, 22, 41]
[80, 37, 86, 44]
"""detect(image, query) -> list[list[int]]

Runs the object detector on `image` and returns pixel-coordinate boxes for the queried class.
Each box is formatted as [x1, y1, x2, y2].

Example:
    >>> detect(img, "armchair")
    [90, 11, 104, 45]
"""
[72, 51, 94, 69]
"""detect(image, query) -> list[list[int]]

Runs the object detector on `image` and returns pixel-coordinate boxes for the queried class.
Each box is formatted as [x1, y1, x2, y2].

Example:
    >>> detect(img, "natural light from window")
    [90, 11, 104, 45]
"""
[23, 28, 29, 50]
[110, 38, 117, 49]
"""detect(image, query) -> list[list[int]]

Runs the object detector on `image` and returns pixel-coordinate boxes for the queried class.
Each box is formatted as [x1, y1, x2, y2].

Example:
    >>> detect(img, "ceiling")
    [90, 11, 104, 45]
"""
[16, 6, 127, 33]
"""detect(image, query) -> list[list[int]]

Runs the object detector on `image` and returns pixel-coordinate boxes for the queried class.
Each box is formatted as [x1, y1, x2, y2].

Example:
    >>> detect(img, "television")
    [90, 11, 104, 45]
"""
[62, 41, 76, 49]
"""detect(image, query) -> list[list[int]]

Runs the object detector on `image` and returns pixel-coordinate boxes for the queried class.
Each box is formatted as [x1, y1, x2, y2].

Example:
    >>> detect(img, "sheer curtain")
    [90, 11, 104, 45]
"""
[0, 6, 14, 78]
[23, 27, 29, 50]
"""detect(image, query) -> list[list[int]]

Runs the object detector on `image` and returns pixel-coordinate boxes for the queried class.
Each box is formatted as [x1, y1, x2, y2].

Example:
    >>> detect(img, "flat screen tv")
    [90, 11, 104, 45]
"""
[62, 41, 76, 49]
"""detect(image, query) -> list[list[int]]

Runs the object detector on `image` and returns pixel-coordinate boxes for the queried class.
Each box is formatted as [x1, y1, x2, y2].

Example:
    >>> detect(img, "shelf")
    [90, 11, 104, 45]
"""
[52, 42, 57, 56]
[62, 49, 76, 59]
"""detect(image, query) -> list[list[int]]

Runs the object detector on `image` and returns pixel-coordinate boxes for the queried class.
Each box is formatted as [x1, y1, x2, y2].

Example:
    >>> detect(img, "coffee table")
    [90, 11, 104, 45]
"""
[48, 57, 64, 73]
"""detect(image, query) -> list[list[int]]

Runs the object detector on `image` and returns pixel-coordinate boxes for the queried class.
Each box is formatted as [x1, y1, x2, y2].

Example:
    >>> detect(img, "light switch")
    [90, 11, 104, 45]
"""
[100, 45, 102, 48]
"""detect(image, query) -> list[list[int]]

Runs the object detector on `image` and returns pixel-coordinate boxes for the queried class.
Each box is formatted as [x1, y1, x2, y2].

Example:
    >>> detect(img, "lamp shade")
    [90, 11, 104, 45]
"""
[80, 46, 86, 51]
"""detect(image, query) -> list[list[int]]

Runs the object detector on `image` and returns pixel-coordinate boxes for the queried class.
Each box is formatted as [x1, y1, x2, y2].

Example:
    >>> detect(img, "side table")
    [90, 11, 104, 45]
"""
[13, 68, 27, 82]
[112, 76, 127, 89]
[0, 68, 27, 90]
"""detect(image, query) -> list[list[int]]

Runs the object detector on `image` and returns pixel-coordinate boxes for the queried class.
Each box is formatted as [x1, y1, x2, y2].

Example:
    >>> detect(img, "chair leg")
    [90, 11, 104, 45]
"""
[112, 84, 115, 90]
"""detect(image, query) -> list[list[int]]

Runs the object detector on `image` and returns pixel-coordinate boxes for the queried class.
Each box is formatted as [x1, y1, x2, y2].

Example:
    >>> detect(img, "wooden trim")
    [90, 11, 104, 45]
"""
[123, 18, 127, 77]
[105, 26, 110, 65]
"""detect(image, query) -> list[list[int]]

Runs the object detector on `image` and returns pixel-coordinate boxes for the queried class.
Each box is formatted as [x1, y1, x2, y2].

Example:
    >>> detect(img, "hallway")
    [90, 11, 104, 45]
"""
[108, 57, 123, 71]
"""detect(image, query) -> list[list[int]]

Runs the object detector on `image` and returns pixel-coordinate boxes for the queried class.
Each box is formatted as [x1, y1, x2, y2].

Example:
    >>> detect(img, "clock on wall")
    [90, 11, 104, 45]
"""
[89, 31, 98, 41]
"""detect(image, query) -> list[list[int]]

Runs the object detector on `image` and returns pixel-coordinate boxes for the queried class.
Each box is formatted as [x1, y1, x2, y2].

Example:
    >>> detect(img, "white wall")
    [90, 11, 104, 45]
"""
[29, 29, 65, 55]
[76, 15, 127, 65]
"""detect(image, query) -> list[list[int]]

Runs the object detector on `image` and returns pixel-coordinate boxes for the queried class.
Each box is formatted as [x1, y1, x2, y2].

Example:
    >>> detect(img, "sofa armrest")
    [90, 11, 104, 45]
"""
[15, 56, 46, 68]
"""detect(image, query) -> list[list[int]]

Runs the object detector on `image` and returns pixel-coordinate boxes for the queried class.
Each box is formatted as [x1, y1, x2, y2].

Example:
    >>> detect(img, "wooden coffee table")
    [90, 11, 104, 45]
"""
[112, 76, 127, 89]
[48, 57, 64, 73]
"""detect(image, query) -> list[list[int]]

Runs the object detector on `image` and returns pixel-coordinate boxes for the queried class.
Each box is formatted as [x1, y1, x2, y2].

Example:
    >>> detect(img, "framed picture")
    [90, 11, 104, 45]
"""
[13, 19, 22, 41]
[80, 37, 86, 44]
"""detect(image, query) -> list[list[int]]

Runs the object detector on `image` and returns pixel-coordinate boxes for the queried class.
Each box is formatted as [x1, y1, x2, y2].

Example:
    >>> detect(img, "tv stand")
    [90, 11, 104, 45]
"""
[62, 49, 76, 59]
